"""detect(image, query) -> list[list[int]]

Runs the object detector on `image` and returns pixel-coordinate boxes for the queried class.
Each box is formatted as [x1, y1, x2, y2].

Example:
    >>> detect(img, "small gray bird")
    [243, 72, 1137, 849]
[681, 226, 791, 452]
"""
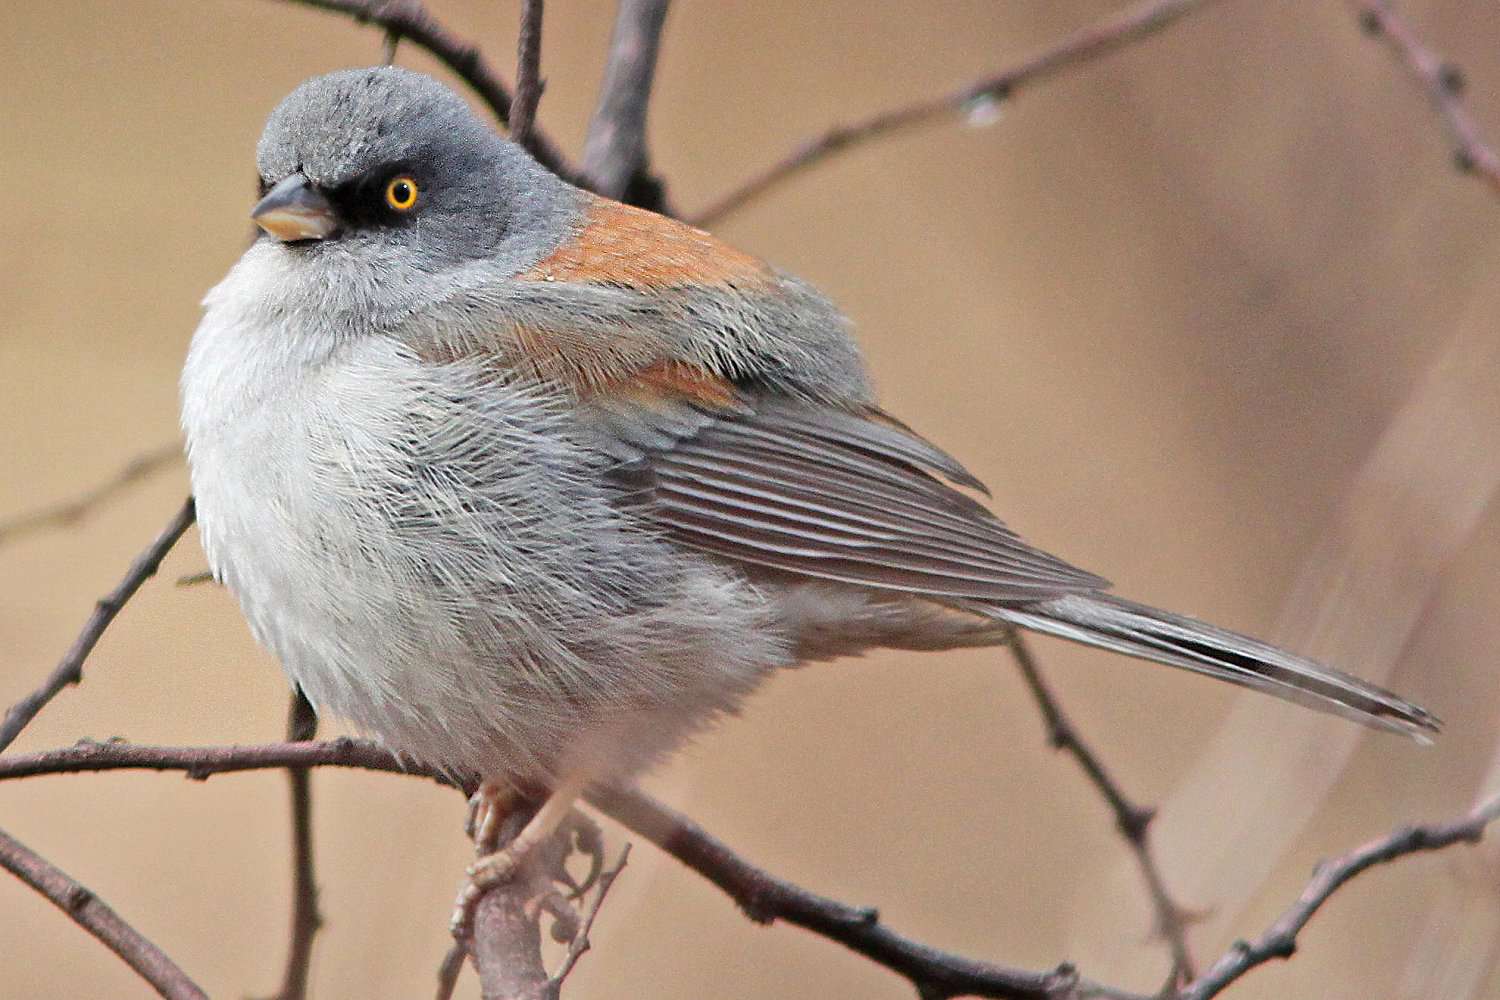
[181, 67, 1438, 929]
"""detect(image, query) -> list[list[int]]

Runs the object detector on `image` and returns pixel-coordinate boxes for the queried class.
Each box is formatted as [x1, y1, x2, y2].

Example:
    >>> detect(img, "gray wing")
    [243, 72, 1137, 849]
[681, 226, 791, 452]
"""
[591, 393, 1109, 603]
[584, 389, 1439, 740]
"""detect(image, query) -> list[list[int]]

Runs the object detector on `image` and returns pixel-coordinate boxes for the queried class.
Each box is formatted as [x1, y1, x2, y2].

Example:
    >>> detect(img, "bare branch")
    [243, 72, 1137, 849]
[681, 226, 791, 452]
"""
[0, 444, 180, 548]
[434, 940, 466, 1000]
[585, 785, 1103, 1000]
[0, 739, 1105, 999]
[545, 844, 630, 992]
[509, 0, 546, 152]
[0, 497, 196, 753]
[274, 0, 574, 180]
[466, 804, 553, 1000]
[689, 0, 1222, 226]
[580, 0, 672, 209]
[0, 826, 208, 1000]
[1349, 0, 1500, 198]
[10, 738, 1496, 999]
[1178, 792, 1500, 1000]
[258, 690, 323, 1000]
[1007, 633, 1197, 988]
[0, 737, 458, 787]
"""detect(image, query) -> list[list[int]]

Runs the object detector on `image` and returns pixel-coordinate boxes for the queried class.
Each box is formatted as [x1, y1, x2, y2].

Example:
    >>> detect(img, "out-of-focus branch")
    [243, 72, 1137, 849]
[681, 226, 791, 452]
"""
[1178, 791, 1500, 1000]
[0, 826, 208, 1000]
[579, 0, 672, 210]
[1007, 633, 1197, 989]
[689, 0, 1221, 226]
[259, 690, 322, 1000]
[1349, 0, 1500, 198]
[0, 444, 180, 548]
[0, 497, 196, 753]
[274, 0, 574, 179]
[509, 0, 546, 153]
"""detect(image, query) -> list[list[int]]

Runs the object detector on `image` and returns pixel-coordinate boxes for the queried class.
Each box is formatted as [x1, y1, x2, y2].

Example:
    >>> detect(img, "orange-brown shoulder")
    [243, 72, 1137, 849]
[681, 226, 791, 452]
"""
[596, 360, 745, 411]
[518, 195, 774, 289]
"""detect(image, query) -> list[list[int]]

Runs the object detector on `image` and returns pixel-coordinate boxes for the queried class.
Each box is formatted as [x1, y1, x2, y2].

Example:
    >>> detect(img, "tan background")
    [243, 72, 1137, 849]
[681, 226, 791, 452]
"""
[3, 1, 1499, 997]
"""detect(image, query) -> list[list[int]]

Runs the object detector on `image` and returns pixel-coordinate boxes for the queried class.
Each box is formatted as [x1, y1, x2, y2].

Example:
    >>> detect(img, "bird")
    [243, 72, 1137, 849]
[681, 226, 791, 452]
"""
[180, 66, 1438, 933]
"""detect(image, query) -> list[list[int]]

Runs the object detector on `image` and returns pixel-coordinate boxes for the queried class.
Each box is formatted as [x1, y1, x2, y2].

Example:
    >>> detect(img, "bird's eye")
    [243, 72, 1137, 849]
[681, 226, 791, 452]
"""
[384, 176, 419, 212]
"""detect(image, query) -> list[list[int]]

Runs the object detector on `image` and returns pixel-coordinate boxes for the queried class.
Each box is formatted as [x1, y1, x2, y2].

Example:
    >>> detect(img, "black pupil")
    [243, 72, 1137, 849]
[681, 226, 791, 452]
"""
[392, 181, 411, 204]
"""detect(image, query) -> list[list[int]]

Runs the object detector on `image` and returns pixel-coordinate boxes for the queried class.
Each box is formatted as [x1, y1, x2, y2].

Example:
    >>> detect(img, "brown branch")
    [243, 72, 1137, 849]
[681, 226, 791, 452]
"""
[584, 785, 1105, 1000]
[1007, 633, 1197, 989]
[579, 0, 673, 210]
[275, 0, 574, 179]
[509, 0, 546, 152]
[1349, 0, 1500, 198]
[0, 826, 208, 1000]
[258, 690, 323, 1000]
[0, 738, 1116, 999]
[11, 738, 1497, 999]
[1177, 791, 1500, 1000]
[0, 497, 196, 754]
[0, 444, 180, 548]
[467, 804, 553, 1000]
[0, 737, 458, 787]
[689, 0, 1221, 226]
[545, 844, 630, 993]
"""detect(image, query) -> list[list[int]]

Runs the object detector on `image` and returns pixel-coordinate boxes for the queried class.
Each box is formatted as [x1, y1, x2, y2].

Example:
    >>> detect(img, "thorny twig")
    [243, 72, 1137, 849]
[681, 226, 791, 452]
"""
[0, 497, 196, 754]
[1008, 632, 1198, 989]
[689, 0, 1222, 226]
[0, 826, 208, 1000]
[0, 444, 180, 548]
[579, 0, 673, 210]
[509, 0, 546, 153]
[1349, 0, 1500, 198]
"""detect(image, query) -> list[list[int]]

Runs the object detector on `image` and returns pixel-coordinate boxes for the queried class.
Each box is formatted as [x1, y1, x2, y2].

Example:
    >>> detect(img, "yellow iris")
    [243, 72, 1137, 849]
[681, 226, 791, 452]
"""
[384, 176, 419, 211]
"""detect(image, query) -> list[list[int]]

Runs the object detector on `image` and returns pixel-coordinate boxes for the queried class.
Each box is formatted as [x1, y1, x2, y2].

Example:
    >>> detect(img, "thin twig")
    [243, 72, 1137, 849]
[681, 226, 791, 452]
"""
[0, 444, 180, 548]
[434, 940, 466, 1000]
[509, 0, 546, 152]
[0, 826, 208, 1000]
[0, 739, 1110, 1000]
[0, 497, 196, 753]
[1007, 632, 1197, 988]
[579, 0, 672, 209]
[585, 785, 1104, 1000]
[11, 738, 1496, 1000]
[689, 0, 1221, 226]
[0, 737, 458, 787]
[1177, 791, 1500, 1000]
[275, 0, 574, 179]
[259, 690, 322, 1000]
[544, 844, 630, 992]
[1349, 0, 1500, 198]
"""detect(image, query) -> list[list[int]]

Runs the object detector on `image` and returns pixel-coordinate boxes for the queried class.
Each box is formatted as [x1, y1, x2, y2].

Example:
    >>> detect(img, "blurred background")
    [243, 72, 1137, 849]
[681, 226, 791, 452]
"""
[3, 1, 1499, 997]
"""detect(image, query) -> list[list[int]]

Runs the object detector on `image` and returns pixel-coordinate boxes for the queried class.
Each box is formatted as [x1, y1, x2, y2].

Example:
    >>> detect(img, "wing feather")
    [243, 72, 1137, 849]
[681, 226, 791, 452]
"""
[592, 392, 1108, 601]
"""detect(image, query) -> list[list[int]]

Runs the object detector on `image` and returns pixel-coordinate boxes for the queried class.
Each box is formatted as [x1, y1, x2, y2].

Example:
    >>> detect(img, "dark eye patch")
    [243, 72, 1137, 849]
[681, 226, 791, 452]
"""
[325, 161, 423, 229]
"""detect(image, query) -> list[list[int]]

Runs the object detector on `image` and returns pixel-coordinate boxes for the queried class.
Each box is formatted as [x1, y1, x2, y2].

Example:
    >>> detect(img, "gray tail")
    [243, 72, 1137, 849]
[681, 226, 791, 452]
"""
[993, 593, 1440, 741]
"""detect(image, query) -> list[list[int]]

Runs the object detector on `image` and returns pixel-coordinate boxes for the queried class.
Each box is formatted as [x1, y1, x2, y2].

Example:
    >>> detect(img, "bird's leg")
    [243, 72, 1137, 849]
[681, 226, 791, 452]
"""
[464, 780, 516, 849]
[449, 775, 587, 939]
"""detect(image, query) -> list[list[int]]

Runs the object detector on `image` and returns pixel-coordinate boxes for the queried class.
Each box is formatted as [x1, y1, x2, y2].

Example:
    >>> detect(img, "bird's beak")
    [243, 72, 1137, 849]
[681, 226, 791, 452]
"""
[251, 173, 338, 242]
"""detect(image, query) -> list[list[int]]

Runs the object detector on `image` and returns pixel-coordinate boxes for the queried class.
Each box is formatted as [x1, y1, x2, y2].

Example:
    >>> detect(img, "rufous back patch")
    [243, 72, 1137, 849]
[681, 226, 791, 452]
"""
[604, 360, 744, 410]
[519, 196, 773, 289]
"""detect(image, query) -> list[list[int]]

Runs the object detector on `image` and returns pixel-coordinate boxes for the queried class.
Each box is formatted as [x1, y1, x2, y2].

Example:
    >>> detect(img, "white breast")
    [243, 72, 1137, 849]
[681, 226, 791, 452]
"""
[180, 244, 788, 786]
